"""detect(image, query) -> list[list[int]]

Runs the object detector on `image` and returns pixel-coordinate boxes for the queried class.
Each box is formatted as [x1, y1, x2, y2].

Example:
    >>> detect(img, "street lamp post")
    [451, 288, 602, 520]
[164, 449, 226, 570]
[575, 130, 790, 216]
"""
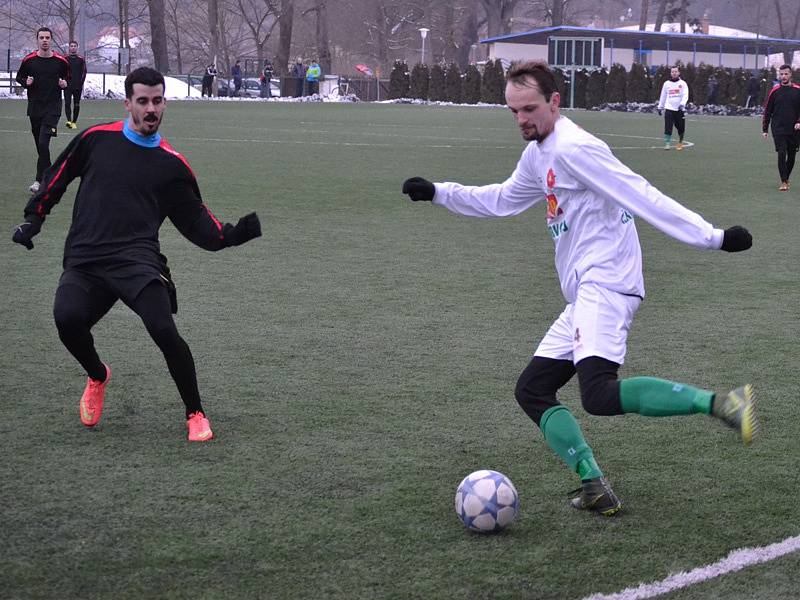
[419, 28, 429, 65]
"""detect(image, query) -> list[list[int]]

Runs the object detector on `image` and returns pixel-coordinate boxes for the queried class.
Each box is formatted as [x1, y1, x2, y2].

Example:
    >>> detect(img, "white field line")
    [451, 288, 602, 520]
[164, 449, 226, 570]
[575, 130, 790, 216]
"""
[0, 127, 691, 151]
[582, 534, 800, 600]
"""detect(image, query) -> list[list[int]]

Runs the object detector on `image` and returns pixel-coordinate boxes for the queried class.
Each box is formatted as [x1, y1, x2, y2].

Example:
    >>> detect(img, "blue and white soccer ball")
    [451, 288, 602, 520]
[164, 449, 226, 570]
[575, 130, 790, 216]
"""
[455, 469, 519, 533]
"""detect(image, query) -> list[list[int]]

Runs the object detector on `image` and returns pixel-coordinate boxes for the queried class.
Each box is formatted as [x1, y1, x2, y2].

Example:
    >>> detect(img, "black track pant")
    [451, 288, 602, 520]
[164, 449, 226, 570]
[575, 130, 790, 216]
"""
[774, 134, 799, 183]
[63, 88, 81, 123]
[53, 280, 204, 417]
[29, 117, 54, 182]
[514, 355, 624, 426]
[664, 109, 685, 140]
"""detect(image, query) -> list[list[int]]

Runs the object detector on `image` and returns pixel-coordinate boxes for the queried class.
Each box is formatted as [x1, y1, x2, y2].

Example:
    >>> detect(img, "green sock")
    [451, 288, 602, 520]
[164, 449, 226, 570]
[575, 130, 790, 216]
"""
[540, 406, 603, 481]
[664, 134, 671, 143]
[620, 377, 713, 416]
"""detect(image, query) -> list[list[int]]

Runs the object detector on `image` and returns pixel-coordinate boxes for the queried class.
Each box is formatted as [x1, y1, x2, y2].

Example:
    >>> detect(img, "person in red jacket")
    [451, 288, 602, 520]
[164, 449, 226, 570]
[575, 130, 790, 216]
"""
[762, 64, 800, 191]
[12, 67, 262, 442]
[15, 27, 69, 193]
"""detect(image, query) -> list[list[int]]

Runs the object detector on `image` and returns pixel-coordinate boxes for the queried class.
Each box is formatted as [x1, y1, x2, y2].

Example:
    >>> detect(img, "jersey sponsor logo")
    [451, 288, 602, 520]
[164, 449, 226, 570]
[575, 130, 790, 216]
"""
[547, 221, 569, 239]
[546, 193, 563, 221]
[621, 209, 633, 224]
[546, 167, 556, 189]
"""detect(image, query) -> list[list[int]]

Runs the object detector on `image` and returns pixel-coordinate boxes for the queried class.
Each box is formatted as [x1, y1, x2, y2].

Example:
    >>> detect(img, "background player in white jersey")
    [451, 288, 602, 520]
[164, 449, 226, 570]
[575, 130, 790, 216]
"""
[401, 60, 754, 516]
[658, 66, 689, 150]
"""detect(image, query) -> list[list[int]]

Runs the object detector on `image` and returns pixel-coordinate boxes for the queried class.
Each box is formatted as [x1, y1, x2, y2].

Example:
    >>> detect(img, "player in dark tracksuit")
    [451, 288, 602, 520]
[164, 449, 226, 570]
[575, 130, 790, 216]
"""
[63, 40, 87, 129]
[762, 64, 800, 191]
[15, 27, 70, 192]
[12, 67, 263, 442]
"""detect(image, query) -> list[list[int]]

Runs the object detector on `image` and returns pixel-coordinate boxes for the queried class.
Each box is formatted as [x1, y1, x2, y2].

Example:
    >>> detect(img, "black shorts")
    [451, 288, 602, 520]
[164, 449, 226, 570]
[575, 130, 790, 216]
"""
[59, 257, 177, 313]
[773, 133, 800, 153]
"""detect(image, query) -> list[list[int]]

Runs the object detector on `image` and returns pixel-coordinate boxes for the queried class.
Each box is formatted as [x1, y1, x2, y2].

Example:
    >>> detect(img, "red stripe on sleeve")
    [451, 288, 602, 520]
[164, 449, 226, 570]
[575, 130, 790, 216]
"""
[158, 138, 197, 180]
[36, 122, 125, 212]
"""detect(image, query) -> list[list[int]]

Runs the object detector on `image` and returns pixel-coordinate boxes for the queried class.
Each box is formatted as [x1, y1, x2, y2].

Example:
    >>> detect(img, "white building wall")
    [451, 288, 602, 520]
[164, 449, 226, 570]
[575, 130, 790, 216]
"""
[489, 41, 774, 70]
[489, 42, 548, 62]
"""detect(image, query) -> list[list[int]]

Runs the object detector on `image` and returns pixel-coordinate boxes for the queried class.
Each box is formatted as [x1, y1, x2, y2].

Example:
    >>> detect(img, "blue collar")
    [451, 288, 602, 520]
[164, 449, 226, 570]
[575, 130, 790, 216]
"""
[123, 119, 161, 148]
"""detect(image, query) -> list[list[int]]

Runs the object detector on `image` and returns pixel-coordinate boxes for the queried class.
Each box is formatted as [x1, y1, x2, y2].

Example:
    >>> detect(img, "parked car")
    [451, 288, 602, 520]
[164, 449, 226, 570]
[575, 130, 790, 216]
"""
[218, 77, 280, 98]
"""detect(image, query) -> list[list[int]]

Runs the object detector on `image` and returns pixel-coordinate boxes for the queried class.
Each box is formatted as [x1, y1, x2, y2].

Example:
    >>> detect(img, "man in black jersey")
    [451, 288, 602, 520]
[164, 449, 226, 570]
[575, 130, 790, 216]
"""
[762, 64, 800, 191]
[15, 27, 69, 194]
[11, 67, 262, 442]
[63, 40, 87, 129]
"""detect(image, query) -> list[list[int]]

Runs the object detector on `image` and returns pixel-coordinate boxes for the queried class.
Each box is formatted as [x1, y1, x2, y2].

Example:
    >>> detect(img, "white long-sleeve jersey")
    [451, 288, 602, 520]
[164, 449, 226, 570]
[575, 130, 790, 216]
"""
[432, 116, 724, 303]
[658, 78, 689, 111]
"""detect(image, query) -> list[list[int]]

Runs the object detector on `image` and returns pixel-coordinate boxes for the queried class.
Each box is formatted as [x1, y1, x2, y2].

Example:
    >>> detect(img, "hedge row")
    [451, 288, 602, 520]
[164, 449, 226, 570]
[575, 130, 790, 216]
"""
[389, 59, 794, 108]
[389, 59, 506, 104]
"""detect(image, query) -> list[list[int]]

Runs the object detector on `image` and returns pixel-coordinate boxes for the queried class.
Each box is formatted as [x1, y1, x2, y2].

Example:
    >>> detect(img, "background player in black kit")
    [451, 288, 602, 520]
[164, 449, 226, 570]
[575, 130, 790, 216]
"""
[11, 67, 262, 442]
[762, 64, 800, 191]
[15, 27, 69, 194]
[63, 40, 87, 129]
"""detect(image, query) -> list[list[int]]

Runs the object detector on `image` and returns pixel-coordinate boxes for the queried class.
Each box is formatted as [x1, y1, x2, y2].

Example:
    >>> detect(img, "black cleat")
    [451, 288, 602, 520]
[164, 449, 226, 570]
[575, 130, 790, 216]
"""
[568, 477, 622, 516]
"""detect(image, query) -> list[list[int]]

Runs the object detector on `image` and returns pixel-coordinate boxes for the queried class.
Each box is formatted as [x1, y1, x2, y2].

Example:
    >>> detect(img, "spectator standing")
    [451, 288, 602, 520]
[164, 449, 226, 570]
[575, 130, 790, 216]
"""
[231, 60, 243, 96]
[707, 74, 718, 105]
[15, 26, 69, 194]
[657, 65, 689, 150]
[306, 59, 321, 96]
[761, 64, 800, 191]
[201, 63, 217, 97]
[260, 59, 274, 98]
[746, 75, 761, 108]
[291, 58, 306, 97]
[63, 40, 86, 129]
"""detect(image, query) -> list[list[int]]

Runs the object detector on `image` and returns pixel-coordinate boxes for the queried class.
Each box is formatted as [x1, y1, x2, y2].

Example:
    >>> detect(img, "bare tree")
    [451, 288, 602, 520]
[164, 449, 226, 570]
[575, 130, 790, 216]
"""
[147, 0, 169, 72]
[639, 0, 649, 30]
[679, 0, 688, 32]
[275, 0, 294, 74]
[236, 0, 279, 66]
[774, 0, 800, 65]
[479, 0, 519, 37]
[303, 0, 331, 72]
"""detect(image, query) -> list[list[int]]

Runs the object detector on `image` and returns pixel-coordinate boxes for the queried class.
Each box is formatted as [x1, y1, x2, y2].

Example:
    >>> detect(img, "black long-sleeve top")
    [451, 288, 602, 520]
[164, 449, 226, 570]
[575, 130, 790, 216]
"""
[15, 52, 70, 119]
[66, 54, 87, 90]
[762, 83, 800, 135]
[24, 120, 237, 268]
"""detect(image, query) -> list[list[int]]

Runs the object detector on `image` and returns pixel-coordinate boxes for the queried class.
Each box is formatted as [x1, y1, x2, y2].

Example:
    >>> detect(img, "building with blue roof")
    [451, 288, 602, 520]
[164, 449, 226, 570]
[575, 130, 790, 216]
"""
[480, 25, 800, 71]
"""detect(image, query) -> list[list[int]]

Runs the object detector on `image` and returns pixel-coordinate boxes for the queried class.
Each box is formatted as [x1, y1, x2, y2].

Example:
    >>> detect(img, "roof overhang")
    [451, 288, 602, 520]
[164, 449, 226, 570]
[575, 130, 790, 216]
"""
[481, 26, 800, 53]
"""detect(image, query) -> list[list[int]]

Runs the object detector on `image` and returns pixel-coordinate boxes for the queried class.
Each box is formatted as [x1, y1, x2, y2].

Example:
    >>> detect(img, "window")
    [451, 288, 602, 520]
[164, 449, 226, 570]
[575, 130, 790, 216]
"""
[633, 48, 652, 66]
[547, 37, 602, 68]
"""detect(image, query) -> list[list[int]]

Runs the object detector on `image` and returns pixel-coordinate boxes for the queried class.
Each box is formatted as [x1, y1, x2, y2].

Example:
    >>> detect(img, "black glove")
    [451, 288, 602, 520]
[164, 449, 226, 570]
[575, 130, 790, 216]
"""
[12, 218, 42, 250]
[224, 212, 262, 247]
[721, 226, 752, 252]
[657, 109, 663, 116]
[402, 177, 435, 202]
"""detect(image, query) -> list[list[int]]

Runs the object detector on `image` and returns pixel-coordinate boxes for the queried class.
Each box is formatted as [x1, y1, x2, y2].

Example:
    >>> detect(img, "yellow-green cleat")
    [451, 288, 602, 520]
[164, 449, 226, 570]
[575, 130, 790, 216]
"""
[568, 477, 621, 517]
[712, 384, 757, 445]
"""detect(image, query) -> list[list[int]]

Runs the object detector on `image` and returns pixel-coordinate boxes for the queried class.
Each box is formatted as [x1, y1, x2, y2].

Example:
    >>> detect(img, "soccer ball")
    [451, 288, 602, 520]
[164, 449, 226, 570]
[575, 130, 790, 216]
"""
[455, 469, 519, 533]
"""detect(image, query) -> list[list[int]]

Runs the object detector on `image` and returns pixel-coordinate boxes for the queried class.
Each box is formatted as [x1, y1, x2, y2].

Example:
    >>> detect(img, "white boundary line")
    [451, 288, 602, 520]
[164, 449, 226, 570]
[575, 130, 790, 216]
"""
[0, 128, 691, 152]
[582, 534, 800, 600]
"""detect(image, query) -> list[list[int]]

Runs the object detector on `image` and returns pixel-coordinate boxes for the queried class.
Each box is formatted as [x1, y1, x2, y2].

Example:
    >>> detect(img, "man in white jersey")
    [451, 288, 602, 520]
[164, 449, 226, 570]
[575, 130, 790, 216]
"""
[401, 61, 754, 516]
[658, 66, 689, 150]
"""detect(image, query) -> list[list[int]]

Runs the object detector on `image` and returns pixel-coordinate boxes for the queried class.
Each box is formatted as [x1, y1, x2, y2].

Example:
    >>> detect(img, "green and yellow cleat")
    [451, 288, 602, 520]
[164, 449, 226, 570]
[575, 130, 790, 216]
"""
[568, 477, 621, 517]
[713, 384, 757, 445]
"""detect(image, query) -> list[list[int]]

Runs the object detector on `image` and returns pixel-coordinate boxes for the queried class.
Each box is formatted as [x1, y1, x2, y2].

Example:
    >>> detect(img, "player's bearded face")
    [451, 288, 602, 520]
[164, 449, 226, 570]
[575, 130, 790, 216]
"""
[779, 69, 792, 84]
[505, 80, 560, 142]
[125, 83, 166, 136]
